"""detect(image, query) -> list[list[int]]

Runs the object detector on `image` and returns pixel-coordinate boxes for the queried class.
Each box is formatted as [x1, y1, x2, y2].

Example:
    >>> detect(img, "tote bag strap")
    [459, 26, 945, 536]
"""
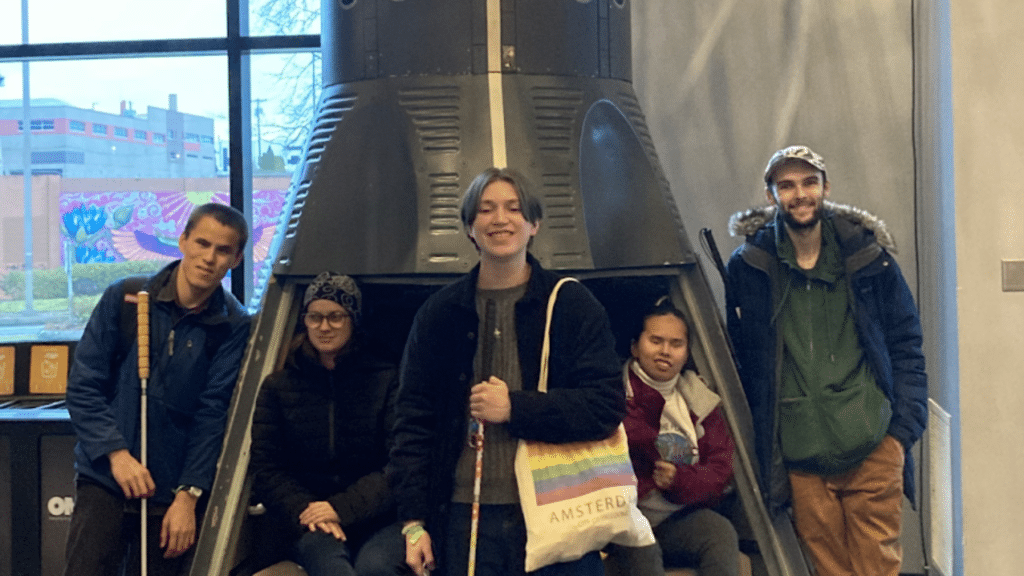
[538, 277, 579, 393]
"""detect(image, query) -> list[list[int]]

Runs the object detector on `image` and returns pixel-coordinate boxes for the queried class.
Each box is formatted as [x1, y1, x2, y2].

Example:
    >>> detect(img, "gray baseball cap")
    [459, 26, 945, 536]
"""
[764, 145, 827, 185]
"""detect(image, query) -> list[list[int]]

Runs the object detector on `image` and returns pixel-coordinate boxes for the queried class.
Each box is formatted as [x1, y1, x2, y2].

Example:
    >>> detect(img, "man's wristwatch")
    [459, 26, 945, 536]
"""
[174, 485, 204, 499]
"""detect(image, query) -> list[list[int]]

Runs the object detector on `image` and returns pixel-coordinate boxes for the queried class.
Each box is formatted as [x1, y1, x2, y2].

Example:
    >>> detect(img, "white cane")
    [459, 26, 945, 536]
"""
[137, 290, 150, 576]
[469, 300, 497, 576]
[468, 418, 484, 576]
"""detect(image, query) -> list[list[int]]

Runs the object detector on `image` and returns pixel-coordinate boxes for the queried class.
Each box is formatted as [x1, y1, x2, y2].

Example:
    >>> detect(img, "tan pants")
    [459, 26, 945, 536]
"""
[788, 435, 904, 576]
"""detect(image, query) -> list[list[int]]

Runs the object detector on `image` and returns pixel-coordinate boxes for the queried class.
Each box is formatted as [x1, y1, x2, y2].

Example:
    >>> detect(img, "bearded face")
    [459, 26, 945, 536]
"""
[767, 162, 829, 231]
[779, 196, 826, 230]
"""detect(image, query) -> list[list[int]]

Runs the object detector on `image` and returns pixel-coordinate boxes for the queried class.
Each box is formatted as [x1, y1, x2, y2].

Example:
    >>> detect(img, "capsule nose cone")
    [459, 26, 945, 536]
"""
[275, 0, 690, 278]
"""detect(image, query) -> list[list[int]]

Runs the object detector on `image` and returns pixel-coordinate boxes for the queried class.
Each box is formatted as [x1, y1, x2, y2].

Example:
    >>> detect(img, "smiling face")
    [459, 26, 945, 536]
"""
[767, 161, 830, 231]
[176, 214, 244, 301]
[631, 313, 689, 382]
[468, 179, 539, 263]
[304, 299, 353, 362]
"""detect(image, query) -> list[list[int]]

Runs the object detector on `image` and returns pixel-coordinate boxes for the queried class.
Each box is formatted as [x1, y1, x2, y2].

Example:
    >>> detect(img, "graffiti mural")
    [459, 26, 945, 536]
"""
[59, 190, 285, 270]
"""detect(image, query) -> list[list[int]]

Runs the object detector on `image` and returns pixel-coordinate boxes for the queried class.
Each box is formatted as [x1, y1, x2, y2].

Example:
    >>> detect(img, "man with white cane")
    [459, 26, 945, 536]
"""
[64, 203, 251, 576]
[389, 168, 624, 576]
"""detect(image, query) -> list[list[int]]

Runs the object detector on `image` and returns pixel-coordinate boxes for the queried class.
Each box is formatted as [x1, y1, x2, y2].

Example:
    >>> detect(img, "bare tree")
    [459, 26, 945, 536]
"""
[251, 0, 322, 165]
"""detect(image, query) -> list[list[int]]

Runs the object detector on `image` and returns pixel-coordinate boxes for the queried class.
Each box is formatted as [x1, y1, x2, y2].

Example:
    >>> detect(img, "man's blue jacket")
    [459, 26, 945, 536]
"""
[66, 261, 251, 505]
[725, 203, 927, 511]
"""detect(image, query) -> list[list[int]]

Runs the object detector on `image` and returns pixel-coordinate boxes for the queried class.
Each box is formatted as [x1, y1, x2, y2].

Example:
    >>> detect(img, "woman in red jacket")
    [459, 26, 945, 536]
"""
[605, 298, 739, 576]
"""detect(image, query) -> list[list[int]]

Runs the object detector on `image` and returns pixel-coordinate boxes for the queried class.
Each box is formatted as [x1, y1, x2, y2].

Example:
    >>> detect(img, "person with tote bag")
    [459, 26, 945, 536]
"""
[388, 167, 648, 576]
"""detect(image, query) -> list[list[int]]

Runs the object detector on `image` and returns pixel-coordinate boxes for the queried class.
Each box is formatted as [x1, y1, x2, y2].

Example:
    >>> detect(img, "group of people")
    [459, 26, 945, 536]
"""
[62, 145, 927, 576]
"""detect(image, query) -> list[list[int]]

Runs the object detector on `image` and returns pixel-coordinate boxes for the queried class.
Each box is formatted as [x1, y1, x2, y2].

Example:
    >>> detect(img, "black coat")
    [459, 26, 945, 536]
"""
[250, 344, 399, 543]
[388, 255, 626, 530]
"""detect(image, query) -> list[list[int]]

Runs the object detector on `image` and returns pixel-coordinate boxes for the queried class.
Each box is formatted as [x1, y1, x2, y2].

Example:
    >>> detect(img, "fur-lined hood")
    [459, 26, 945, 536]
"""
[727, 200, 897, 253]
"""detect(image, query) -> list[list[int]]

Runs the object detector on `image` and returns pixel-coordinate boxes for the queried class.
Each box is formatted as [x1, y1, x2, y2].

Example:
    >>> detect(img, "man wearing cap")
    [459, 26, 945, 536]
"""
[724, 146, 927, 576]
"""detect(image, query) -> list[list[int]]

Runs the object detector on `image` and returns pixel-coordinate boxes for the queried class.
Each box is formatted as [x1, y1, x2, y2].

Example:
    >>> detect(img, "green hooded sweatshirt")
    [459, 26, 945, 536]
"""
[774, 216, 891, 475]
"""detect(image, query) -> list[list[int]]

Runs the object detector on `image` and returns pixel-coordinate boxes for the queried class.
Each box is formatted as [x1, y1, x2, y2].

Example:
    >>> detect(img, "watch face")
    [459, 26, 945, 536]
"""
[177, 485, 203, 498]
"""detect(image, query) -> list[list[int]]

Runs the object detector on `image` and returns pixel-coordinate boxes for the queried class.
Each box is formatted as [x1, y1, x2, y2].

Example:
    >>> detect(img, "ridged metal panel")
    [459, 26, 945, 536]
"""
[530, 86, 583, 154]
[398, 85, 463, 155]
[276, 92, 358, 270]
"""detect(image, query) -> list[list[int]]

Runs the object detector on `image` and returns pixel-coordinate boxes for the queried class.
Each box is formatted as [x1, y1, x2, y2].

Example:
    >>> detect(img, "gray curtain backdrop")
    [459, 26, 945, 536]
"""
[633, 0, 917, 296]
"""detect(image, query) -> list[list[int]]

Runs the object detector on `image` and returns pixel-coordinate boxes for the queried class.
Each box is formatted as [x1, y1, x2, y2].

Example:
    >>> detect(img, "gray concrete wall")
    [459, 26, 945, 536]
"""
[948, 2, 1024, 574]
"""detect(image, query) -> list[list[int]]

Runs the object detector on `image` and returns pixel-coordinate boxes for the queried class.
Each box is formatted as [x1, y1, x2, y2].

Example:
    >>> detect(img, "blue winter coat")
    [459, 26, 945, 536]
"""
[66, 261, 252, 505]
[725, 203, 927, 511]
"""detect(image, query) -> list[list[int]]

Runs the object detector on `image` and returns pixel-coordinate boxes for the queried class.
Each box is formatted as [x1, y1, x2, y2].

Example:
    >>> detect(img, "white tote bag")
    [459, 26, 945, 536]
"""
[515, 277, 655, 572]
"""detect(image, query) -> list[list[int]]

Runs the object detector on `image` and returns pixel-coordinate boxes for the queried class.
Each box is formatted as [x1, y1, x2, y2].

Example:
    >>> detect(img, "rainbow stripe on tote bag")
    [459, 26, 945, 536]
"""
[527, 429, 636, 506]
[515, 424, 655, 572]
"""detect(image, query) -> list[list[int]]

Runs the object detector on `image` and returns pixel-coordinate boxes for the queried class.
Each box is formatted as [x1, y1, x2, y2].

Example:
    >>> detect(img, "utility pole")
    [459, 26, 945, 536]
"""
[253, 98, 265, 161]
[21, 0, 35, 313]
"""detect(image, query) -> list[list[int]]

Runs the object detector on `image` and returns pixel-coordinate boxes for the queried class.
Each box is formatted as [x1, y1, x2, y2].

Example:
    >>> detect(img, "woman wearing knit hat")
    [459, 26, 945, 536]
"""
[249, 272, 407, 576]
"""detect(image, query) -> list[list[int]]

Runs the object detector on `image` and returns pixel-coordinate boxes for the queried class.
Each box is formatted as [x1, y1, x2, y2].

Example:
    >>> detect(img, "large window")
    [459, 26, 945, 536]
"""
[0, 5, 20, 46]
[0, 1, 320, 343]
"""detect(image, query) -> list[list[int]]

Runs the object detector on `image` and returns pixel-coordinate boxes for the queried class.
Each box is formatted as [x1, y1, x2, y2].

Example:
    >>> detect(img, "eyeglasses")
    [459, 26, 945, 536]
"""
[303, 311, 350, 328]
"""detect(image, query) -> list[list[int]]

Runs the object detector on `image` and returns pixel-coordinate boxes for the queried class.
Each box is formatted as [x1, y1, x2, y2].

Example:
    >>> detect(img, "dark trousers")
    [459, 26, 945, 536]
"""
[605, 507, 739, 576]
[291, 521, 411, 576]
[63, 480, 194, 576]
[655, 507, 739, 576]
[444, 503, 604, 576]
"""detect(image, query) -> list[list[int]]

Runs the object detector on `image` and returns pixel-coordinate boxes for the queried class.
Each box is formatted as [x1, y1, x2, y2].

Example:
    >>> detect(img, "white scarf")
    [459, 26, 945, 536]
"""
[628, 360, 723, 527]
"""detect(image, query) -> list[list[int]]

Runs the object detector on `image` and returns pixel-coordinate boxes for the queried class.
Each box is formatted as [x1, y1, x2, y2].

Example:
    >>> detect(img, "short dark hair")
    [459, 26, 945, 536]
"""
[183, 202, 249, 254]
[459, 167, 544, 230]
[632, 296, 690, 344]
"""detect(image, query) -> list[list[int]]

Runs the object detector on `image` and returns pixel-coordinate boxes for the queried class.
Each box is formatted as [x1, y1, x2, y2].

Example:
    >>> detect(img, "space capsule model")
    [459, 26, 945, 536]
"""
[192, 3, 809, 575]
